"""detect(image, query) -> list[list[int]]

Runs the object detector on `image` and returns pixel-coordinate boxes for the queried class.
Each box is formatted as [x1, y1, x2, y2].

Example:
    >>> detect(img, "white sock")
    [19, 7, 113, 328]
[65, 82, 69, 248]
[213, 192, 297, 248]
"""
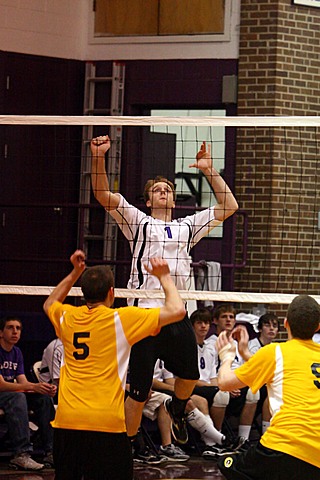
[238, 425, 251, 440]
[262, 421, 270, 434]
[187, 408, 224, 445]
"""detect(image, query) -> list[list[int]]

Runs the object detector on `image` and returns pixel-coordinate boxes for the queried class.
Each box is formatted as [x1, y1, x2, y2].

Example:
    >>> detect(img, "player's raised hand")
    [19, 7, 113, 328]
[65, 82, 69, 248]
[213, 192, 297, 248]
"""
[189, 141, 212, 171]
[70, 250, 86, 274]
[144, 257, 170, 279]
[216, 330, 236, 364]
[91, 135, 111, 155]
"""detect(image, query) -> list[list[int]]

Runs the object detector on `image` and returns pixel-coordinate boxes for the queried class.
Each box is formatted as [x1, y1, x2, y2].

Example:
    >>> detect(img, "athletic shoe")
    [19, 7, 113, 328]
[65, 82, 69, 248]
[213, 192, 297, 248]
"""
[159, 444, 190, 462]
[164, 398, 188, 444]
[133, 445, 165, 465]
[202, 444, 235, 459]
[237, 438, 251, 452]
[9, 453, 44, 470]
[202, 436, 247, 459]
[43, 451, 54, 467]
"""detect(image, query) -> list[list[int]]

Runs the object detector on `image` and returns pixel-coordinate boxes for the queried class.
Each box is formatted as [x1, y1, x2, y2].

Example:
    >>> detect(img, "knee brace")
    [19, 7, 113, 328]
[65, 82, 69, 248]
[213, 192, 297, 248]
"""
[245, 388, 260, 404]
[212, 390, 230, 407]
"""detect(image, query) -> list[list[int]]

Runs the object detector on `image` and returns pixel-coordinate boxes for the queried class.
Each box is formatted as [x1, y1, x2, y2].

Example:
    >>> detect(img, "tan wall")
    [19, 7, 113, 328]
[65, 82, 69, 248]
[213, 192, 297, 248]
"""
[234, 0, 320, 335]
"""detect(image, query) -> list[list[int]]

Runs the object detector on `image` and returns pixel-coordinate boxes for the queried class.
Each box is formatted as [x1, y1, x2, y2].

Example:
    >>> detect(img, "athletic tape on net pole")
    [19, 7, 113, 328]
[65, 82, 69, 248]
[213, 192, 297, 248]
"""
[1, 285, 320, 305]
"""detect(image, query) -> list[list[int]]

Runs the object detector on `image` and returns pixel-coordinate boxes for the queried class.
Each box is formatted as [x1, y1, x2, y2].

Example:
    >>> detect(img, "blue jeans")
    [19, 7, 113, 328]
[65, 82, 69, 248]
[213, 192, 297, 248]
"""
[0, 392, 32, 454]
[25, 392, 54, 452]
[0, 392, 54, 454]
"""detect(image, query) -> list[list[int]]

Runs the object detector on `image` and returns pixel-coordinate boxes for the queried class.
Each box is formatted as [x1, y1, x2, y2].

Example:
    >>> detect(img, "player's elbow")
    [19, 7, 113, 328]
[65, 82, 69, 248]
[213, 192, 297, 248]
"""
[222, 199, 239, 221]
[160, 304, 186, 327]
[43, 299, 52, 316]
[217, 377, 227, 391]
[226, 198, 239, 217]
[170, 305, 187, 325]
[175, 304, 187, 321]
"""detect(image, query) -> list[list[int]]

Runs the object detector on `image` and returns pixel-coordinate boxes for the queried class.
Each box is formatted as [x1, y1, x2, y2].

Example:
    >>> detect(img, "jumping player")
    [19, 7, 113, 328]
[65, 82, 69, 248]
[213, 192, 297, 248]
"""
[43, 251, 186, 480]
[91, 134, 238, 445]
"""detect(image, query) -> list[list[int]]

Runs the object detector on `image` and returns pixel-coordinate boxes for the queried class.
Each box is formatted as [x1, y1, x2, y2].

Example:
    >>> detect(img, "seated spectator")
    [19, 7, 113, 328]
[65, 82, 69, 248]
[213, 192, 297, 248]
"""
[142, 390, 190, 462]
[0, 316, 56, 470]
[39, 338, 63, 388]
[152, 359, 239, 458]
[248, 312, 280, 434]
[207, 304, 260, 445]
[190, 308, 244, 458]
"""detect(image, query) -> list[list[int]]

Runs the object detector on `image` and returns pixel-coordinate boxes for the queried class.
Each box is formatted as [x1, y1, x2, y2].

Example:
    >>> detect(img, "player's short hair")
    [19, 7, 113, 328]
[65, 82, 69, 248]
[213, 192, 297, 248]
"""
[258, 312, 280, 330]
[143, 176, 176, 202]
[213, 304, 236, 321]
[286, 294, 320, 340]
[190, 307, 212, 325]
[81, 265, 114, 303]
[0, 316, 22, 331]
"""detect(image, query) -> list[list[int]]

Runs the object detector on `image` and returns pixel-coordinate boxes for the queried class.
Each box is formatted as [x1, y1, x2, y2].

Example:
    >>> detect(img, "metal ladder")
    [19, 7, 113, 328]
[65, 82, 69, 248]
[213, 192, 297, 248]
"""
[78, 61, 125, 264]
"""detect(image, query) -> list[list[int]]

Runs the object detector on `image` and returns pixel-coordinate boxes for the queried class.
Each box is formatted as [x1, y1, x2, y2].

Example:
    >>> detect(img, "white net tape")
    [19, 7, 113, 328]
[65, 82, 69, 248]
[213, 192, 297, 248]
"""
[1, 285, 320, 305]
[0, 115, 320, 127]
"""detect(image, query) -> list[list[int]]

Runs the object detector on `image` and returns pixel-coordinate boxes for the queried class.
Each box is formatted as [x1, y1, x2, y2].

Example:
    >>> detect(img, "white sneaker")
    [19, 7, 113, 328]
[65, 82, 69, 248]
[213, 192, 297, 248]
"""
[10, 453, 44, 470]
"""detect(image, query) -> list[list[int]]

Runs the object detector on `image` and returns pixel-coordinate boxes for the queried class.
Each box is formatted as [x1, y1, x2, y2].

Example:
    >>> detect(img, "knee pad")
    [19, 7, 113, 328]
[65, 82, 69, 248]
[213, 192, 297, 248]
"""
[212, 390, 230, 407]
[128, 388, 149, 403]
[245, 388, 260, 404]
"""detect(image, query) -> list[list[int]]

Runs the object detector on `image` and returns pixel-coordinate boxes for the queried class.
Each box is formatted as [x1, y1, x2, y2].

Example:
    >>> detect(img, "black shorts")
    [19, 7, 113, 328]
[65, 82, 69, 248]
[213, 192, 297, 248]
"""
[218, 441, 319, 480]
[226, 387, 248, 417]
[53, 428, 132, 480]
[192, 385, 219, 408]
[129, 314, 199, 402]
[255, 384, 268, 417]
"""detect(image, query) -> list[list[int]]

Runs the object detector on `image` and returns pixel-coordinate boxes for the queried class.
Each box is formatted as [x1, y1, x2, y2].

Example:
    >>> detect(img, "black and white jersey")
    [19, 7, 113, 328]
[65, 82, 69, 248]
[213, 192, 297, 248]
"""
[109, 194, 218, 307]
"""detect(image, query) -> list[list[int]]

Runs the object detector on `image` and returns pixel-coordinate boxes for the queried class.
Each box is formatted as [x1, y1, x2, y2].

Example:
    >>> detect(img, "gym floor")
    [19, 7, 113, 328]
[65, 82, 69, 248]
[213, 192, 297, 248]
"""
[0, 456, 225, 479]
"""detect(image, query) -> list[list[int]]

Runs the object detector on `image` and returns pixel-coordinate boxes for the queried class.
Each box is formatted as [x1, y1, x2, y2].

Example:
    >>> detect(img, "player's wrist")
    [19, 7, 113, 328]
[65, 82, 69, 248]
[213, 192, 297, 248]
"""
[219, 343, 235, 364]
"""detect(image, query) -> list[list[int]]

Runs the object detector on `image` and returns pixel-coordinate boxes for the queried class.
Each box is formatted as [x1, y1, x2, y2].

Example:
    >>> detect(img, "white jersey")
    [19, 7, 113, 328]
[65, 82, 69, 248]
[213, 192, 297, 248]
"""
[109, 194, 217, 307]
[39, 338, 64, 385]
[197, 340, 218, 383]
[248, 337, 264, 355]
[206, 333, 244, 370]
[153, 358, 174, 382]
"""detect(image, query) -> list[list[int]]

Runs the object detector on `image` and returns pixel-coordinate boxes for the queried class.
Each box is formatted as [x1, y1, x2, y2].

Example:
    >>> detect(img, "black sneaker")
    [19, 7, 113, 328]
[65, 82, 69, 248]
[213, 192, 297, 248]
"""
[237, 438, 251, 452]
[222, 435, 247, 452]
[133, 446, 165, 465]
[164, 398, 188, 445]
[43, 451, 54, 467]
[202, 444, 235, 459]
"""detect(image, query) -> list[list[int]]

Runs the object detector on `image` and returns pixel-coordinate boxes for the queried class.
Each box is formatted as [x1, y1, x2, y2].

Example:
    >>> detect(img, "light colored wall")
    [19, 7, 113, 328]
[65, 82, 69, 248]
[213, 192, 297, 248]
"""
[0, 0, 240, 60]
[0, 0, 88, 59]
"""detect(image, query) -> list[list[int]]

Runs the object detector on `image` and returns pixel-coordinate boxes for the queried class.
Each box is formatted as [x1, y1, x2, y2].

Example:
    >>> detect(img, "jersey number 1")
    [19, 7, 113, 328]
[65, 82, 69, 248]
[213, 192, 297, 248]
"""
[164, 226, 172, 238]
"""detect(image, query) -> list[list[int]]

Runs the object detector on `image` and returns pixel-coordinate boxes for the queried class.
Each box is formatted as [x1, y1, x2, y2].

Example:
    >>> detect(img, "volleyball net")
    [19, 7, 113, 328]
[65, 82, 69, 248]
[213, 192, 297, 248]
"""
[1, 115, 320, 328]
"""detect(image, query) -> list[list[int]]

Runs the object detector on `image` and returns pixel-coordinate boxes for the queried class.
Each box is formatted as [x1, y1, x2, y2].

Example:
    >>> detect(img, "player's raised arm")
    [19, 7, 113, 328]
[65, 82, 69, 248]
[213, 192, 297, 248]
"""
[144, 258, 186, 327]
[90, 135, 120, 211]
[189, 141, 238, 222]
[43, 250, 86, 314]
[216, 331, 246, 391]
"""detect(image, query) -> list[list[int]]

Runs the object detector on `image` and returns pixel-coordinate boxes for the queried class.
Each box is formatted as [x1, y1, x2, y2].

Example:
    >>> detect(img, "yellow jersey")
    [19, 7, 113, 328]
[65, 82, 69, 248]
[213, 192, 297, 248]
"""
[48, 302, 160, 433]
[235, 339, 320, 468]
